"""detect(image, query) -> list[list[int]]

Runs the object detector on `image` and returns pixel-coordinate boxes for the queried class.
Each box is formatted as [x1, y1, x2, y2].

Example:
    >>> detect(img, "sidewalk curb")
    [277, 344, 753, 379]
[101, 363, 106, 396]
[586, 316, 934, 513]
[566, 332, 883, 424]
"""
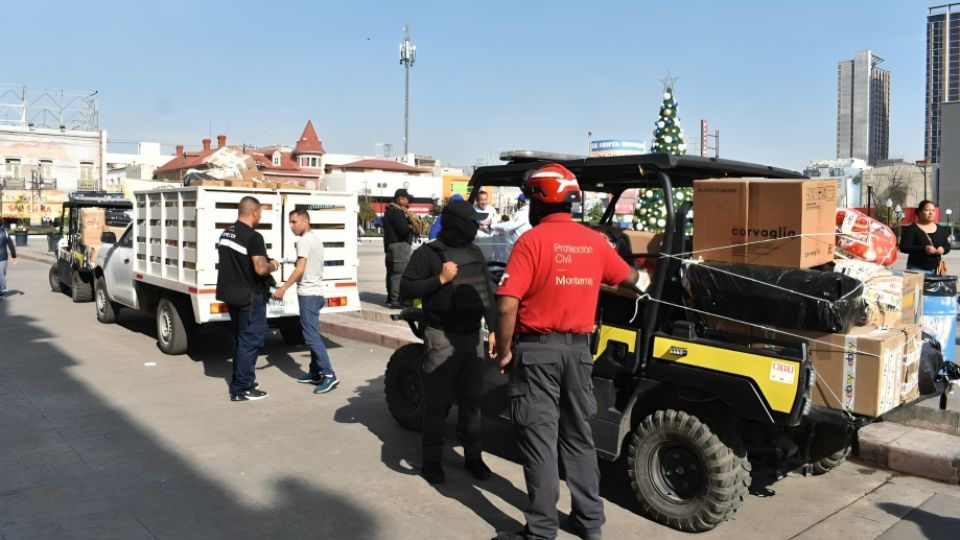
[320, 313, 420, 350]
[858, 422, 960, 484]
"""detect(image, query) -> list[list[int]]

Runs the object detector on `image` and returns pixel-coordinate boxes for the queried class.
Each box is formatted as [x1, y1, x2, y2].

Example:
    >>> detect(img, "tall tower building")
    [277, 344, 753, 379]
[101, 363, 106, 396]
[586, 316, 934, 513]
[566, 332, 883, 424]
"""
[926, 3, 960, 163]
[836, 50, 890, 165]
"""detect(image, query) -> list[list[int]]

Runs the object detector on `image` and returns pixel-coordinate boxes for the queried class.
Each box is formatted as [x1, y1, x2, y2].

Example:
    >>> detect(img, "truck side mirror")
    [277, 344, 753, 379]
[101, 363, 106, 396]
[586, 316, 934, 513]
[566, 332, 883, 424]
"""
[100, 231, 117, 243]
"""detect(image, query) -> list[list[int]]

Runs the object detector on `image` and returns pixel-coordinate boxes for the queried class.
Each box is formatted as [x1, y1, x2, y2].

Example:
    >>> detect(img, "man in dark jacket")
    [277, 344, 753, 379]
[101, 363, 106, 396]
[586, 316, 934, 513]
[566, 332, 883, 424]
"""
[399, 200, 498, 485]
[383, 188, 414, 309]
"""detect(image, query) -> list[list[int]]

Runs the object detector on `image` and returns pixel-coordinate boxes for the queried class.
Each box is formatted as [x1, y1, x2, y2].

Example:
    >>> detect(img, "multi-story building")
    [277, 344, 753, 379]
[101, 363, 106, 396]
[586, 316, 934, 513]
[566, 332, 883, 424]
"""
[925, 3, 960, 164]
[836, 50, 890, 165]
[0, 86, 105, 225]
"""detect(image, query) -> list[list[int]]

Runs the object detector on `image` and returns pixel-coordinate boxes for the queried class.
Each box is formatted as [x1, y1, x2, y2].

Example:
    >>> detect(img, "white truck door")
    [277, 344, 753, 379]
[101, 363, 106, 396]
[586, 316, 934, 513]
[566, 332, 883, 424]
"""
[106, 226, 137, 308]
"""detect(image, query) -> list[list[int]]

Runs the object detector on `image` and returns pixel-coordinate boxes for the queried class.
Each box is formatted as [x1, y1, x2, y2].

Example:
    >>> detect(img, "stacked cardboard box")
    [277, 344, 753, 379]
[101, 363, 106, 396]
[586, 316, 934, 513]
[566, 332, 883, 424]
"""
[693, 179, 837, 268]
[692, 178, 923, 417]
[79, 208, 106, 246]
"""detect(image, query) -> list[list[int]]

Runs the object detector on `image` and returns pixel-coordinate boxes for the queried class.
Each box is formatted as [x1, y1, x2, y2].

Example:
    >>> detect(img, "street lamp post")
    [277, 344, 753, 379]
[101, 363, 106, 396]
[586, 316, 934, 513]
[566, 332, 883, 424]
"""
[886, 197, 894, 227]
[947, 208, 954, 241]
[915, 160, 929, 201]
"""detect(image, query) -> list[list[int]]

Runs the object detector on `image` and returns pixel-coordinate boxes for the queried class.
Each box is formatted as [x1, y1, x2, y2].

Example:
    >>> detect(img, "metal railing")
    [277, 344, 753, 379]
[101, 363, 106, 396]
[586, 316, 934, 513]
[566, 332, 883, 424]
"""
[1, 177, 25, 189]
[77, 179, 98, 191]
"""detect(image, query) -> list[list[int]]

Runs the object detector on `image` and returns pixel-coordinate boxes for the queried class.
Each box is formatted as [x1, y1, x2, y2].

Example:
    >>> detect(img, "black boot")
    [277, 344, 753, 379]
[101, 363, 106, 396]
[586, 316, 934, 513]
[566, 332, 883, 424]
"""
[421, 460, 445, 484]
[465, 457, 492, 481]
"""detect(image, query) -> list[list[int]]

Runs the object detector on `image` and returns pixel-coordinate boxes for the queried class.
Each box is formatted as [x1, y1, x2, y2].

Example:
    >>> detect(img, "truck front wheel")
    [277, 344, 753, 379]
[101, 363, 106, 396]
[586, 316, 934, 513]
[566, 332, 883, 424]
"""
[95, 277, 119, 323]
[627, 409, 751, 532]
[156, 298, 189, 355]
[49, 265, 63, 293]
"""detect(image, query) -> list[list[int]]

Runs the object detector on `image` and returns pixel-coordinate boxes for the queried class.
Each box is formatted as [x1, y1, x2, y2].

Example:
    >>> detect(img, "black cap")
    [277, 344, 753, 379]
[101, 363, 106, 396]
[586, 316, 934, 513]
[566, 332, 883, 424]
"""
[394, 188, 411, 200]
[443, 200, 486, 221]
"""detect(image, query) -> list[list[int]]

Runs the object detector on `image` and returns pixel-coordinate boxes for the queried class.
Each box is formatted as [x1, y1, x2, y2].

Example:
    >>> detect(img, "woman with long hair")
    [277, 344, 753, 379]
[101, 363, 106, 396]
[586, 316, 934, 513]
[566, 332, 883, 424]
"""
[899, 199, 952, 274]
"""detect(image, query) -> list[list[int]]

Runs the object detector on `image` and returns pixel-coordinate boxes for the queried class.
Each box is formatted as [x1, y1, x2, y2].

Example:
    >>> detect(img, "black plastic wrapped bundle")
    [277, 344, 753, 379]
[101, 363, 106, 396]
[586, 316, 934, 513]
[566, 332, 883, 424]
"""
[683, 262, 867, 333]
[922, 275, 958, 297]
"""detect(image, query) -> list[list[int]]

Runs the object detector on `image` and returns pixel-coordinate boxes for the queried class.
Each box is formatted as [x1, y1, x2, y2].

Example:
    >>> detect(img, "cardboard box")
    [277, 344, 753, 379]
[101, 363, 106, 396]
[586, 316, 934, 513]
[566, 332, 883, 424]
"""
[863, 271, 924, 328]
[803, 326, 904, 417]
[622, 230, 663, 255]
[693, 179, 837, 268]
[898, 324, 922, 403]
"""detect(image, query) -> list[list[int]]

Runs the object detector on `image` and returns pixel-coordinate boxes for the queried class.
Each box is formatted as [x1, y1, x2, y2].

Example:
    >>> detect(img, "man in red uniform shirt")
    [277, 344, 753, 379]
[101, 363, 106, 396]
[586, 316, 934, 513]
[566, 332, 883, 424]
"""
[493, 164, 640, 540]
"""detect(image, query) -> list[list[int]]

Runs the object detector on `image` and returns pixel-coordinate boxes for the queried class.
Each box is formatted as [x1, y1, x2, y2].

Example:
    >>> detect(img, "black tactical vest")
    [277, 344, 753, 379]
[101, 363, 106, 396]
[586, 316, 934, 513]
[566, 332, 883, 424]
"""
[426, 240, 493, 320]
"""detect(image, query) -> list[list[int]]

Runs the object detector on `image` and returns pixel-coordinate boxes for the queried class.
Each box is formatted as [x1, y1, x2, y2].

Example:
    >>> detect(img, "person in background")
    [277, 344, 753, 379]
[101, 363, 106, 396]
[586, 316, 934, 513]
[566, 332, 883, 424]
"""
[383, 188, 415, 309]
[272, 209, 339, 394]
[899, 199, 952, 274]
[473, 190, 500, 237]
[399, 200, 498, 485]
[491, 193, 531, 244]
[0, 226, 17, 298]
[428, 194, 465, 240]
[217, 196, 278, 402]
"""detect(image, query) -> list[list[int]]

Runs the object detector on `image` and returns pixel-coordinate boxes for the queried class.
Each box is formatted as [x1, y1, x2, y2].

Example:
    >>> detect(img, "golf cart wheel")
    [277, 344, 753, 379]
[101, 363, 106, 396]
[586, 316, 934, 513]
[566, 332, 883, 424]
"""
[627, 409, 751, 532]
[809, 446, 851, 476]
[71, 270, 93, 303]
[49, 265, 62, 292]
[384, 343, 427, 432]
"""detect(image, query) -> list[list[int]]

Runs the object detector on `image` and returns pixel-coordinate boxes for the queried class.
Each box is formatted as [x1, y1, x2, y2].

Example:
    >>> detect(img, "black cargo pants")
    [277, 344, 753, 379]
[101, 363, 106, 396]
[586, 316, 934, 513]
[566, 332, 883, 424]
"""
[421, 326, 484, 464]
[509, 338, 604, 539]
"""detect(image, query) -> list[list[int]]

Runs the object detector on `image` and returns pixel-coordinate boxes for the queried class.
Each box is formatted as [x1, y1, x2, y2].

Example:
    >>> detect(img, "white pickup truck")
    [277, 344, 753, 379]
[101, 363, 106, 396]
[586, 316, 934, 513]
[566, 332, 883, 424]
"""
[93, 185, 360, 354]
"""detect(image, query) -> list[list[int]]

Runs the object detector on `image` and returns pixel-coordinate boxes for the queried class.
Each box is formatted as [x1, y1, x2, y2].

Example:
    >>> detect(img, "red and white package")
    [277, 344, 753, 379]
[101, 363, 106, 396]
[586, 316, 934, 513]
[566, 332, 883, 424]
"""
[835, 208, 899, 266]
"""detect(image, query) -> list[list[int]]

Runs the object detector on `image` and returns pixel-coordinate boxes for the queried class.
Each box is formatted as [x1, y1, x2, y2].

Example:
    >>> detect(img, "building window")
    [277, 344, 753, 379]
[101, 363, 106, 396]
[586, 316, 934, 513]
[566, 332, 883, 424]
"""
[273, 153, 281, 167]
[310, 157, 318, 167]
[4, 158, 21, 181]
[39, 159, 53, 180]
[80, 161, 95, 181]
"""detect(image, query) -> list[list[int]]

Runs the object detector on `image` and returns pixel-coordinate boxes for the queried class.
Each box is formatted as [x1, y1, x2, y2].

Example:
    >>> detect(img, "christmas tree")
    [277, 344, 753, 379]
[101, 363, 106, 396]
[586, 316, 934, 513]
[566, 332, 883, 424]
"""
[651, 85, 686, 154]
[636, 73, 692, 233]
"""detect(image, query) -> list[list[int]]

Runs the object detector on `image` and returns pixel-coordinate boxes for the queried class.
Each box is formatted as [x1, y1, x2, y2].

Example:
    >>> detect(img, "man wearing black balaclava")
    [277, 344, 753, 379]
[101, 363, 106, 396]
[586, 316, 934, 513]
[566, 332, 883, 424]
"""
[400, 200, 499, 485]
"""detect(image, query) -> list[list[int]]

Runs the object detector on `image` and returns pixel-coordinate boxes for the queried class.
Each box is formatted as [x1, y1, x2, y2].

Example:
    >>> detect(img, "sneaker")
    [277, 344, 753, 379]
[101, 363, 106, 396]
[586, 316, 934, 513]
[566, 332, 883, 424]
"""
[230, 388, 268, 402]
[465, 457, 492, 481]
[422, 461, 445, 484]
[313, 374, 339, 394]
[297, 373, 324, 384]
[569, 519, 603, 540]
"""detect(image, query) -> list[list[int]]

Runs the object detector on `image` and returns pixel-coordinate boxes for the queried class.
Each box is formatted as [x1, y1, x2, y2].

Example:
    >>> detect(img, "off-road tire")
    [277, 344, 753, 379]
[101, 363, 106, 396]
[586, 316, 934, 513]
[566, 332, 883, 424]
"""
[384, 344, 427, 432]
[94, 277, 119, 323]
[809, 445, 851, 476]
[156, 297, 189, 355]
[70, 270, 93, 303]
[627, 409, 751, 532]
[49, 265, 62, 292]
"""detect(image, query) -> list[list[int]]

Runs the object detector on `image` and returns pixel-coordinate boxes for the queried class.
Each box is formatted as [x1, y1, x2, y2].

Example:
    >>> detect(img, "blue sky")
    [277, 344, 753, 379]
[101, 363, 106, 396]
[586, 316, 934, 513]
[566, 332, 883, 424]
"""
[0, 0, 938, 171]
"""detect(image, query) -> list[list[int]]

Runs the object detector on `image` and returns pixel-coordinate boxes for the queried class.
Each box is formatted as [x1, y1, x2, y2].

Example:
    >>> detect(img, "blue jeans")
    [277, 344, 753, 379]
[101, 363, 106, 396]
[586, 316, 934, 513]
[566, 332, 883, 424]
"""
[299, 295, 334, 377]
[0, 259, 7, 292]
[228, 293, 267, 395]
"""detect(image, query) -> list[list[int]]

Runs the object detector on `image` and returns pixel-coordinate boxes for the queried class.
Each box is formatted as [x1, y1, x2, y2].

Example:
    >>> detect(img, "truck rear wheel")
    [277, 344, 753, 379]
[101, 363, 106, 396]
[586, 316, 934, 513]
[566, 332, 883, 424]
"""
[627, 409, 750, 532]
[384, 344, 427, 432]
[70, 271, 93, 303]
[157, 298, 189, 355]
[95, 277, 119, 323]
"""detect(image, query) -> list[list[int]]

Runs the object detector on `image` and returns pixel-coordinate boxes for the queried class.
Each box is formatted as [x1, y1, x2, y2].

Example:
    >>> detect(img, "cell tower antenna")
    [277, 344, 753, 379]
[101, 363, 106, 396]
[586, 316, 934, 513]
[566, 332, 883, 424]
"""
[399, 24, 417, 157]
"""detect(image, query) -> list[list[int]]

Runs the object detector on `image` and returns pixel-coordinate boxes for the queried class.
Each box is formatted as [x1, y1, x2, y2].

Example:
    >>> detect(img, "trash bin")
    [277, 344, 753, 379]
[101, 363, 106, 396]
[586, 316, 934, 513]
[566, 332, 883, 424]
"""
[921, 275, 958, 363]
[13, 230, 28, 247]
[47, 233, 61, 253]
